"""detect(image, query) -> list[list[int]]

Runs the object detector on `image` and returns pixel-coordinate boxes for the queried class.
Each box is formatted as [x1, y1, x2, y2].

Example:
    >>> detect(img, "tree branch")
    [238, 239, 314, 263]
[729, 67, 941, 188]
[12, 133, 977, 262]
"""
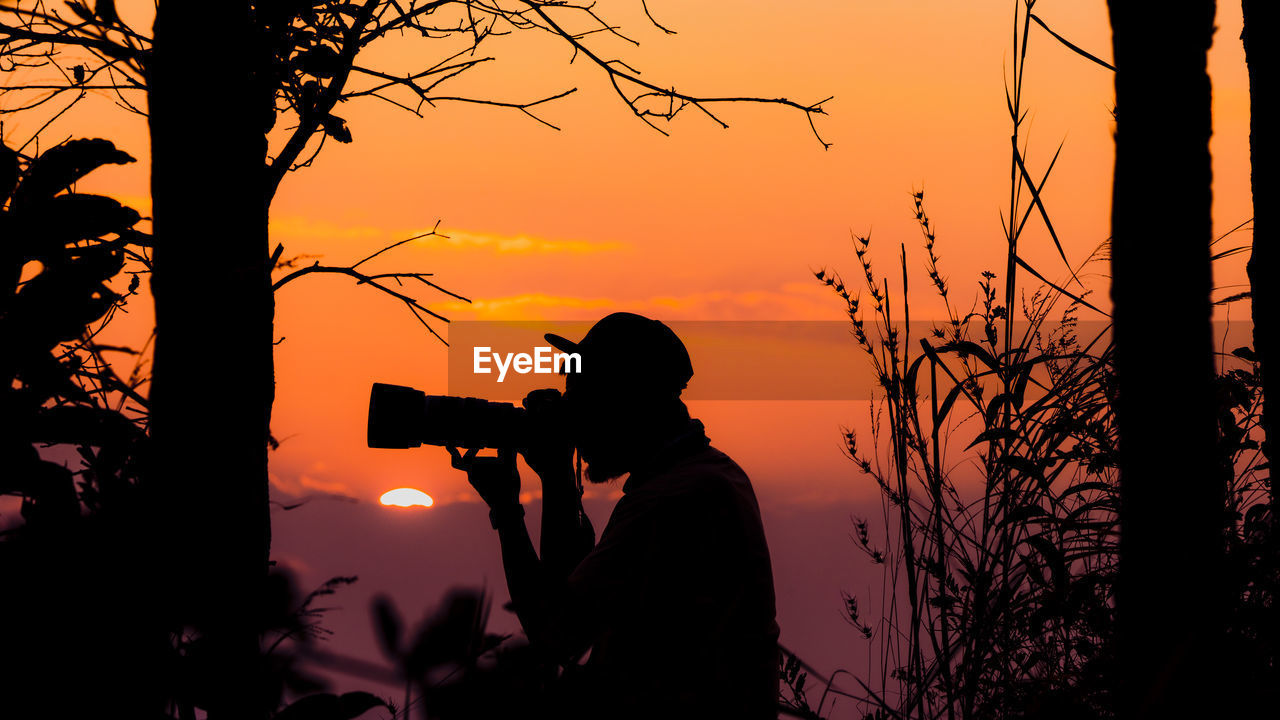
[271, 229, 469, 345]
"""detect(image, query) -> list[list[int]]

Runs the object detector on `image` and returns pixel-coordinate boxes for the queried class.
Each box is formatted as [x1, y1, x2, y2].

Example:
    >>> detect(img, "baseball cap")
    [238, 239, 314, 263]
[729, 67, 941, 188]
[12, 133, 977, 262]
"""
[545, 312, 694, 392]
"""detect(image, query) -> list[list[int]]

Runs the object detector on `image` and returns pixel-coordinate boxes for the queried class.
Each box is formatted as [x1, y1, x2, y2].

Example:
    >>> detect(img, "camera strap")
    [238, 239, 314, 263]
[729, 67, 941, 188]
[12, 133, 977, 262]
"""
[574, 450, 590, 527]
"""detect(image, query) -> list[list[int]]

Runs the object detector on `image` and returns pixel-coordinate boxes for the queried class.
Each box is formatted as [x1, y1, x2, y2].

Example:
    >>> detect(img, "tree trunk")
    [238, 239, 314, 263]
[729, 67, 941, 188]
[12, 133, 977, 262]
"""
[148, 2, 273, 717]
[1107, 2, 1226, 717]
[1243, 0, 1278, 507]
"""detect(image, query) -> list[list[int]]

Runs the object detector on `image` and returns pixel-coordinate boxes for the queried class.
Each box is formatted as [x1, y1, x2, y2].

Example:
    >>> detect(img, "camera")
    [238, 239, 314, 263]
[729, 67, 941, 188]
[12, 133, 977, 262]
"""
[367, 383, 529, 449]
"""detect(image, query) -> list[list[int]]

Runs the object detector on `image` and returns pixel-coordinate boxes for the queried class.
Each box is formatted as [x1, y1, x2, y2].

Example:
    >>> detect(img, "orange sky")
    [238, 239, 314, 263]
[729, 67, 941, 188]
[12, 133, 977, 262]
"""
[5, 0, 1258, 690]
[35, 0, 1249, 509]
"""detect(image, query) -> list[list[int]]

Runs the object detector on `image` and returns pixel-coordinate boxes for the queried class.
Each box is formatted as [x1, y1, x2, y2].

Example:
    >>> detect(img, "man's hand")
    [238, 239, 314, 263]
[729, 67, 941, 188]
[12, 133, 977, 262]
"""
[449, 446, 519, 510]
[518, 388, 575, 482]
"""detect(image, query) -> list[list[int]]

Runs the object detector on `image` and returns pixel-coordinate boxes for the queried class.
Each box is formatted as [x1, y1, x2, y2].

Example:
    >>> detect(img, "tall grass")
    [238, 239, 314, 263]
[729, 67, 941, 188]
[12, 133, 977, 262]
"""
[802, 2, 1121, 716]
[794, 2, 1277, 718]
[816, 201, 1117, 719]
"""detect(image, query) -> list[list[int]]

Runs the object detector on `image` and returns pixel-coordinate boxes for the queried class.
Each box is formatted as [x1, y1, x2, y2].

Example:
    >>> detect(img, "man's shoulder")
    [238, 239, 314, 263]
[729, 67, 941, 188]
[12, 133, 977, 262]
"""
[683, 444, 749, 481]
[641, 444, 755, 500]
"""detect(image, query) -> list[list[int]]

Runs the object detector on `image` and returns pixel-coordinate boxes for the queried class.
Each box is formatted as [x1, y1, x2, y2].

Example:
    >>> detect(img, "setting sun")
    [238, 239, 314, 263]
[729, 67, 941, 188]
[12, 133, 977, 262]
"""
[379, 488, 435, 508]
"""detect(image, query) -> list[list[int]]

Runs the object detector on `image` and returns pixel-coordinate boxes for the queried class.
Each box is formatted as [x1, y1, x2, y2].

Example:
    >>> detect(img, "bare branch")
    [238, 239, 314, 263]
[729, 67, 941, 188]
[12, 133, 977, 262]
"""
[271, 228, 469, 345]
[352, 221, 442, 268]
[520, 1, 831, 147]
[640, 0, 676, 35]
[0, 18, 141, 61]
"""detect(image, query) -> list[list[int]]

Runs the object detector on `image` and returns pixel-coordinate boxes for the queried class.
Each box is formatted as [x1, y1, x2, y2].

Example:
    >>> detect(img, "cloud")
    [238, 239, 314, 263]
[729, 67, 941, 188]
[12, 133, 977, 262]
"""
[644, 283, 845, 320]
[265, 216, 625, 256]
[416, 228, 626, 255]
[269, 216, 394, 244]
[269, 463, 355, 499]
[439, 293, 617, 320]
[439, 283, 845, 321]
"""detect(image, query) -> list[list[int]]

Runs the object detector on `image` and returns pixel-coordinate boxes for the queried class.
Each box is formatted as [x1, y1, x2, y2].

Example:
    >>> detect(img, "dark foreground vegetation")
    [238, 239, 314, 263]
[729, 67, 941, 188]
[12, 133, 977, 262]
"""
[3, 1, 1278, 719]
[780, 2, 1280, 718]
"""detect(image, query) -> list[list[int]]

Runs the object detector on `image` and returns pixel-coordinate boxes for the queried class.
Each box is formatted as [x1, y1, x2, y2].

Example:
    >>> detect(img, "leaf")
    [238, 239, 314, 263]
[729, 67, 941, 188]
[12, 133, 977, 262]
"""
[1026, 534, 1068, 595]
[984, 392, 1018, 426]
[926, 593, 959, 609]
[298, 45, 343, 78]
[1232, 346, 1257, 362]
[904, 353, 928, 394]
[0, 442, 42, 495]
[1013, 253, 1108, 316]
[936, 383, 965, 423]
[1057, 480, 1113, 500]
[918, 339, 971, 421]
[940, 340, 1000, 373]
[1010, 354, 1044, 406]
[1012, 139, 1078, 285]
[1215, 291, 1252, 306]
[370, 594, 402, 661]
[0, 141, 19, 202]
[1000, 454, 1045, 486]
[95, 0, 119, 25]
[336, 692, 388, 720]
[322, 115, 353, 143]
[965, 426, 1018, 450]
[275, 692, 389, 720]
[407, 588, 489, 674]
[65, 1, 94, 22]
[12, 139, 135, 206]
[1001, 502, 1051, 528]
[7, 350, 86, 404]
[1029, 14, 1115, 71]
[28, 405, 140, 447]
[10, 250, 124, 348]
[14, 460, 79, 521]
[25, 194, 142, 253]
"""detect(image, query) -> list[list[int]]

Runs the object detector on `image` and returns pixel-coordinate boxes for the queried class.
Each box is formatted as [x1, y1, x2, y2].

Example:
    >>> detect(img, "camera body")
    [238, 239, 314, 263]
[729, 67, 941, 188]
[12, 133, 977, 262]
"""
[367, 383, 530, 449]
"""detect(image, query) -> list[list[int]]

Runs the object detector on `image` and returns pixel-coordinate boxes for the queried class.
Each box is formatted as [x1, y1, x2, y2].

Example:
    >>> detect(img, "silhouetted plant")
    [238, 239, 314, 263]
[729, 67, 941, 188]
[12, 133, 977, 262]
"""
[808, 187, 1273, 718]
[0, 136, 149, 522]
[779, 650, 824, 719]
[0, 134, 162, 717]
[806, 3, 1126, 716]
[816, 196, 1117, 720]
[1215, 346, 1280, 710]
[0, 133, 392, 719]
[368, 587, 558, 720]
[807, 3, 1277, 717]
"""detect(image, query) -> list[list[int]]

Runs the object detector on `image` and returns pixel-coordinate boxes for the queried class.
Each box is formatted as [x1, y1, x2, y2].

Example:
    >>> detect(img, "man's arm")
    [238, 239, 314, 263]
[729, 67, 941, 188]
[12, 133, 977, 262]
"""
[450, 444, 595, 663]
[519, 388, 594, 583]
[534, 460, 595, 583]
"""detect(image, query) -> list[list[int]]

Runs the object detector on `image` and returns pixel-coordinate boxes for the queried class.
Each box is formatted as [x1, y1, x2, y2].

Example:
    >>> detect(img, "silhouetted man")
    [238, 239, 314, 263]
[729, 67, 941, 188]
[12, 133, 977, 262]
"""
[449, 312, 780, 719]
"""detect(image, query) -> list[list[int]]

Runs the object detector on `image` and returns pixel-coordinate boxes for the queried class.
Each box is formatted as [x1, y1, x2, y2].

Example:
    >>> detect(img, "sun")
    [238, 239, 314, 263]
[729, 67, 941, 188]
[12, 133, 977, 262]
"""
[379, 487, 435, 508]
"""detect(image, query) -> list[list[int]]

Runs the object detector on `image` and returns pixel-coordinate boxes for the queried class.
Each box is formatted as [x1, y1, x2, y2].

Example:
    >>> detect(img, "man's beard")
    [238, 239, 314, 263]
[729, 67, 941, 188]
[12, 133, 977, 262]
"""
[581, 446, 630, 484]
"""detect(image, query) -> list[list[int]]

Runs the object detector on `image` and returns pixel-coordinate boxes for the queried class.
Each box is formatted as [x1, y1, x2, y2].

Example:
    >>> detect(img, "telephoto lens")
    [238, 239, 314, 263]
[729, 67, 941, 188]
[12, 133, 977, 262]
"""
[367, 383, 529, 449]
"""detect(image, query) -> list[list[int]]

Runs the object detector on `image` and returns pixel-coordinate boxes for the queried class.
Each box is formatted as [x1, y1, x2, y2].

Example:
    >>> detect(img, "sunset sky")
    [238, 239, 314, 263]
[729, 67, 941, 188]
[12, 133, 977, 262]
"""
[9, 0, 1256, 701]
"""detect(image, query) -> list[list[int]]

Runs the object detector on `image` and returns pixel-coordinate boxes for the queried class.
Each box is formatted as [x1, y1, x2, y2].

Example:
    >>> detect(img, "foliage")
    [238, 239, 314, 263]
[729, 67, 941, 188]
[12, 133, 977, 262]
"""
[369, 588, 562, 720]
[816, 190, 1117, 719]
[1, 0, 830, 200]
[804, 2, 1279, 717]
[820, 202, 1279, 720]
[1, 135, 149, 528]
[0, 135, 390, 719]
[801, 8, 1123, 717]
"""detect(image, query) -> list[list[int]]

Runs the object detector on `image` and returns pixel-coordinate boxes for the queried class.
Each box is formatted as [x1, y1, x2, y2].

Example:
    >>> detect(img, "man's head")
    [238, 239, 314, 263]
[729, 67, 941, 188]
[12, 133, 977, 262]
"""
[545, 313, 693, 483]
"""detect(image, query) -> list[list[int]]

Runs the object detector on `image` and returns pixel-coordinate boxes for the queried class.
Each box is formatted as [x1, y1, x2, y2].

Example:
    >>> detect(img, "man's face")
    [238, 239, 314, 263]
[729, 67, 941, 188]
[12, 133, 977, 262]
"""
[563, 373, 631, 484]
